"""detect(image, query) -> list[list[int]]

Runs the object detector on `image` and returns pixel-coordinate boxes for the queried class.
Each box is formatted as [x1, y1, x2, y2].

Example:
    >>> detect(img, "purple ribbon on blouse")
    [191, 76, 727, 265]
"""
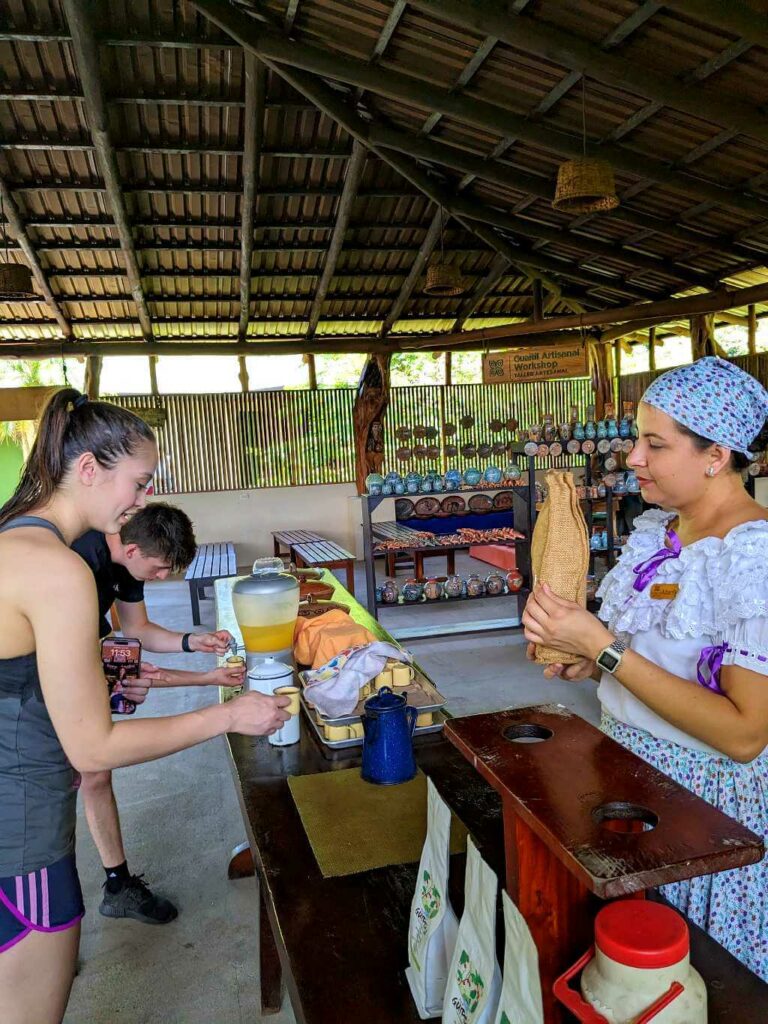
[632, 528, 682, 592]
[696, 643, 728, 694]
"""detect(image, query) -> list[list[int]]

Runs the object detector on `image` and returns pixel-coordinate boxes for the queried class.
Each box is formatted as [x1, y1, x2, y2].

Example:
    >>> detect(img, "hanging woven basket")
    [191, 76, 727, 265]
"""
[0, 263, 35, 300]
[424, 260, 464, 297]
[552, 158, 619, 214]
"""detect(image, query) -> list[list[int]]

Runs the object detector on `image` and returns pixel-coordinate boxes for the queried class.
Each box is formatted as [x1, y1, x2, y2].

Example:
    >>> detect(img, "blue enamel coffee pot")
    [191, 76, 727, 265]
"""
[361, 686, 417, 785]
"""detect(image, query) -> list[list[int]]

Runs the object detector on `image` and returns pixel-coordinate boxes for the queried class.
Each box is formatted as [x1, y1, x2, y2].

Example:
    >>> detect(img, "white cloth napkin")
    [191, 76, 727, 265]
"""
[301, 642, 412, 719]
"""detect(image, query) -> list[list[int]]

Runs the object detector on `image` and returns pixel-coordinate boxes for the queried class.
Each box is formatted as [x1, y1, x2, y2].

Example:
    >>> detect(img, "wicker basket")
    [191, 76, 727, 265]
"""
[424, 261, 464, 296]
[552, 159, 619, 214]
[0, 263, 35, 299]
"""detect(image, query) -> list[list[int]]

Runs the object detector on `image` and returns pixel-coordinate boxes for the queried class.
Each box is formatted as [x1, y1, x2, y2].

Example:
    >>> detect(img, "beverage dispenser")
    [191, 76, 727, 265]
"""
[232, 557, 300, 670]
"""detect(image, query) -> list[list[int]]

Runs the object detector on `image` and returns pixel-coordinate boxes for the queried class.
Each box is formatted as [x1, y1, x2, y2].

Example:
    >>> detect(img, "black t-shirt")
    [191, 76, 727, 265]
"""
[71, 530, 145, 638]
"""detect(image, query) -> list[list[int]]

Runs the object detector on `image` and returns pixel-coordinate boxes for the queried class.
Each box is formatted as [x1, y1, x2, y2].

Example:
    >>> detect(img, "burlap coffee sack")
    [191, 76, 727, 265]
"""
[531, 470, 589, 665]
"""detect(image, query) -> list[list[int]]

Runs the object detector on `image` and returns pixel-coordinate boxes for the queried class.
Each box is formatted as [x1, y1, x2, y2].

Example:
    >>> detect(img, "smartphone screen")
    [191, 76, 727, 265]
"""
[101, 638, 142, 715]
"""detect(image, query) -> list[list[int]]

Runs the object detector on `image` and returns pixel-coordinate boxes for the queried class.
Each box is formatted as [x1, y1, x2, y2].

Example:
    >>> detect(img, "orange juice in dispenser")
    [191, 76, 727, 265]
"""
[232, 557, 300, 671]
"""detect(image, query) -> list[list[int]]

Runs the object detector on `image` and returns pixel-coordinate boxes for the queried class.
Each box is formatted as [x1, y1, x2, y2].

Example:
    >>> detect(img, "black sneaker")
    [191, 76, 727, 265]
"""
[99, 874, 178, 925]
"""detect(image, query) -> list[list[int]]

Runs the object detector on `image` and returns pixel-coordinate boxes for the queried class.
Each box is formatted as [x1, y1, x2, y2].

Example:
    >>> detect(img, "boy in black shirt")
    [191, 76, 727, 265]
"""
[72, 504, 244, 924]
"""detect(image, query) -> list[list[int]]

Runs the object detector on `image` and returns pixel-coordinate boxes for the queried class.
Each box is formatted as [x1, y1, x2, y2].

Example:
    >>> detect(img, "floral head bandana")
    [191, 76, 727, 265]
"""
[641, 357, 768, 454]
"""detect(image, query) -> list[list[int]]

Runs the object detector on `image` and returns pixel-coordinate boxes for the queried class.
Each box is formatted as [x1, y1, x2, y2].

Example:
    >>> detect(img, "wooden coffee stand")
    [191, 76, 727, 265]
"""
[445, 705, 765, 1023]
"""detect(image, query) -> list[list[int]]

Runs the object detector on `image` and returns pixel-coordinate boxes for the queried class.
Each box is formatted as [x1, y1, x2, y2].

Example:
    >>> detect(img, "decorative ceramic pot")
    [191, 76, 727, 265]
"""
[402, 580, 424, 603]
[444, 574, 464, 599]
[382, 482, 394, 496]
[466, 573, 486, 598]
[432, 477, 444, 493]
[366, 473, 385, 493]
[463, 467, 482, 487]
[381, 579, 399, 604]
[393, 481, 406, 495]
[424, 577, 444, 601]
[483, 465, 502, 485]
[505, 461, 522, 481]
[419, 479, 433, 493]
[506, 569, 524, 593]
[485, 571, 505, 596]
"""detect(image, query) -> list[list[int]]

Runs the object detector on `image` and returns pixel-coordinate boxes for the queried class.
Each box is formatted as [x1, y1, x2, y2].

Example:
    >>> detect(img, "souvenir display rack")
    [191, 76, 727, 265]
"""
[360, 447, 622, 638]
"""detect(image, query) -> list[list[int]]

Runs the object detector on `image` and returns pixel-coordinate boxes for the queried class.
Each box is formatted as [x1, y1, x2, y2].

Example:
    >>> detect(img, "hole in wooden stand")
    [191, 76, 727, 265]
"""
[592, 801, 659, 833]
[503, 723, 554, 744]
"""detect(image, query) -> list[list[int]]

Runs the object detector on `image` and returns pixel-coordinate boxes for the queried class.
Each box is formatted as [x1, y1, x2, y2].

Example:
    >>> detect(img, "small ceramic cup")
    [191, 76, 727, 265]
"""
[346, 723, 364, 739]
[274, 685, 300, 715]
[374, 668, 393, 690]
[391, 663, 415, 687]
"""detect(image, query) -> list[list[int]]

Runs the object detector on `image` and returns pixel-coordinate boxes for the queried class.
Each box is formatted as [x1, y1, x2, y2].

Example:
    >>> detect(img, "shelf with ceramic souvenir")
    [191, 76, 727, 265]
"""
[376, 586, 529, 609]
[373, 529, 527, 555]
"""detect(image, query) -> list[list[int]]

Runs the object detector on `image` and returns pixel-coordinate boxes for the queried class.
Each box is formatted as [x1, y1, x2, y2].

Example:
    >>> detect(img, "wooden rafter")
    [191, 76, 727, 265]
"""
[453, 254, 511, 333]
[370, 0, 407, 62]
[0, 178, 71, 338]
[367, 124, 762, 264]
[661, 1, 768, 51]
[380, 208, 443, 337]
[61, 0, 152, 342]
[307, 141, 366, 340]
[180, 10, 768, 223]
[238, 54, 266, 343]
[408, 0, 765, 144]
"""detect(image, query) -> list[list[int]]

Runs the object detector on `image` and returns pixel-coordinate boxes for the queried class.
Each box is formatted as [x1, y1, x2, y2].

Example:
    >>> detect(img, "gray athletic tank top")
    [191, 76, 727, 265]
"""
[0, 516, 77, 875]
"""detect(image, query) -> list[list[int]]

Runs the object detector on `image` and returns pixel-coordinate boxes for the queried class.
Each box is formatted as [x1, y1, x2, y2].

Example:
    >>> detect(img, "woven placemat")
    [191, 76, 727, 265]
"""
[288, 768, 468, 878]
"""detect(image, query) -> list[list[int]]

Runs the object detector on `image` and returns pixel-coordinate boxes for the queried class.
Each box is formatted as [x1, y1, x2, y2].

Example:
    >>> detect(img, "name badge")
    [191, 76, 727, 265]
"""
[650, 583, 679, 600]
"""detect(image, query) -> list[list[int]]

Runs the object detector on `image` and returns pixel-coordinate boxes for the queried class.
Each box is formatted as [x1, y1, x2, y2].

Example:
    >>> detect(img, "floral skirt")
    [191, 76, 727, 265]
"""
[601, 710, 768, 982]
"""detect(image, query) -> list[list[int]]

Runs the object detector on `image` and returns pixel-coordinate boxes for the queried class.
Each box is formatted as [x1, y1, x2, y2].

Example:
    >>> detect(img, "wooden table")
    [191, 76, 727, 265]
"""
[372, 521, 457, 576]
[184, 540, 237, 625]
[215, 580, 768, 1024]
[271, 529, 325, 561]
[292, 539, 356, 595]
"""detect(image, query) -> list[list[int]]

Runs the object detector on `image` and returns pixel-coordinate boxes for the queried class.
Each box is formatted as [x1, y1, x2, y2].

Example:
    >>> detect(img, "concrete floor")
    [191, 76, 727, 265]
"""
[63, 556, 600, 1023]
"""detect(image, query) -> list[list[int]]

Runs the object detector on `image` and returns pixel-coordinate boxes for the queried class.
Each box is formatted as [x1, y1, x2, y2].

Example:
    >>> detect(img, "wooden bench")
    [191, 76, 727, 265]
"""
[271, 528, 325, 561]
[292, 539, 356, 595]
[185, 542, 238, 625]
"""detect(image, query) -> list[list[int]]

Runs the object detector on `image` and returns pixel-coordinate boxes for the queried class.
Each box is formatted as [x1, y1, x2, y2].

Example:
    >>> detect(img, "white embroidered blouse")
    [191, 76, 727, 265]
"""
[596, 508, 768, 753]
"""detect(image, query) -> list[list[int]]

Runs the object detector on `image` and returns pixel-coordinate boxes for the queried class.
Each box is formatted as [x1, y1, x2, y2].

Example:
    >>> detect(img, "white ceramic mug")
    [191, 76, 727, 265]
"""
[270, 686, 301, 746]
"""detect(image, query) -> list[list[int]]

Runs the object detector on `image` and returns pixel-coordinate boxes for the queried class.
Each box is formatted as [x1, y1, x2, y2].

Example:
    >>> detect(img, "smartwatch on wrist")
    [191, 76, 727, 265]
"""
[595, 637, 629, 675]
[181, 632, 193, 653]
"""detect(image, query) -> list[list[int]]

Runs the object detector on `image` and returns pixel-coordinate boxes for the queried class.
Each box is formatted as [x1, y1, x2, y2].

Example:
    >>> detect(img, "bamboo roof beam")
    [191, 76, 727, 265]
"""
[183, 7, 768, 223]
[408, 0, 765, 144]
[238, 55, 266, 343]
[380, 207, 443, 338]
[61, 0, 152, 342]
[0, 177, 71, 339]
[307, 141, 366, 341]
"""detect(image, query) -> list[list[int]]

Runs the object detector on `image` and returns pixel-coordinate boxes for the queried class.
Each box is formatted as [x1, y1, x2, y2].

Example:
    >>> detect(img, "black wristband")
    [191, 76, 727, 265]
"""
[181, 632, 193, 653]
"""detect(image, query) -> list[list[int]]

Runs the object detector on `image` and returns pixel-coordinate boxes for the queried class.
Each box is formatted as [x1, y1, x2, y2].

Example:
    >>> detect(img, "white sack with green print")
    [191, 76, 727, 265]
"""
[407, 778, 460, 1016]
[492, 890, 543, 1024]
[441, 837, 501, 1024]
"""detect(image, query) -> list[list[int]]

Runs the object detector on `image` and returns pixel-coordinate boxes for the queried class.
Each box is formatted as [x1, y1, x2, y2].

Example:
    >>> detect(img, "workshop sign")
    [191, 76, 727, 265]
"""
[482, 342, 588, 384]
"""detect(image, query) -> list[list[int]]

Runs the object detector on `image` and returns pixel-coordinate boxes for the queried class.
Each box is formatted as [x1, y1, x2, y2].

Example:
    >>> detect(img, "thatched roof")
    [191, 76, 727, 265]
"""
[1, 0, 768, 356]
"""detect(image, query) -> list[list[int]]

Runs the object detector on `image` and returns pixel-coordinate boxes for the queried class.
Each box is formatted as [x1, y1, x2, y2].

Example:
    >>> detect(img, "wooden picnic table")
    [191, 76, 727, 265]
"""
[292, 539, 356, 595]
[271, 528, 326, 561]
[214, 575, 768, 1024]
[184, 540, 237, 625]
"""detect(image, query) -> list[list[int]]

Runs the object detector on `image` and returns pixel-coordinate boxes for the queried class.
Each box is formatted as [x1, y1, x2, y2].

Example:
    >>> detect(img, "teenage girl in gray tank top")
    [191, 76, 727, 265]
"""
[0, 388, 291, 1023]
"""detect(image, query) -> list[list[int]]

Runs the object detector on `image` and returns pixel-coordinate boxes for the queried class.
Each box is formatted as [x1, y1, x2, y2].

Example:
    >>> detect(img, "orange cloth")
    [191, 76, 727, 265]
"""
[293, 610, 378, 669]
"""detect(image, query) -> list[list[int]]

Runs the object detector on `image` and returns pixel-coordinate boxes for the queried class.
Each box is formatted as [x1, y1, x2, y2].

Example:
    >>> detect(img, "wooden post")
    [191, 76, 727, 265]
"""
[614, 338, 622, 380]
[445, 350, 452, 386]
[83, 355, 102, 399]
[352, 354, 390, 494]
[305, 353, 317, 389]
[748, 304, 757, 356]
[148, 355, 159, 396]
[649, 325, 657, 374]
[237, 355, 250, 392]
[532, 277, 544, 321]
[690, 313, 716, 358]
[589, 340, 613, 420]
